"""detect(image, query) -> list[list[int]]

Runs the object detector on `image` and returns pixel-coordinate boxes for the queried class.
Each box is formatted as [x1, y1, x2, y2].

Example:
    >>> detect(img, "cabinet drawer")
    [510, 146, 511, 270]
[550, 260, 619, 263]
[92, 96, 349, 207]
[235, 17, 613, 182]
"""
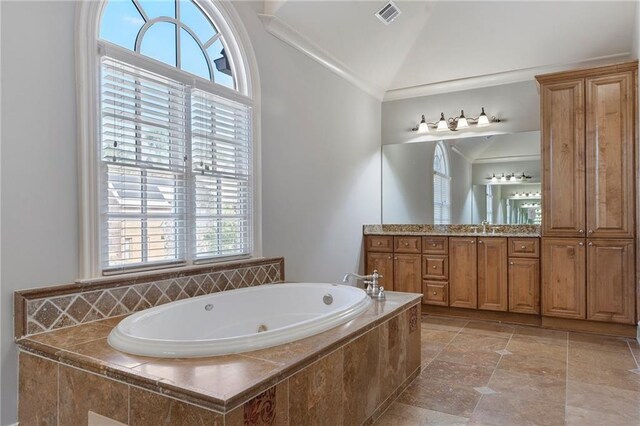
[423, 281, 448, 306]
[395, 236, 421, 253]
[422, 236, 448, 255]
[422, 255, 449, 280]
[508, 238, 540, 258]
[366, 235, 393, 252]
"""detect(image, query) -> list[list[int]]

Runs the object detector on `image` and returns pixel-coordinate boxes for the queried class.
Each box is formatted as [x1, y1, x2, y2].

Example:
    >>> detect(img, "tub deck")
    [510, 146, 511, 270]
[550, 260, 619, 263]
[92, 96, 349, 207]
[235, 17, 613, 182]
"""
[17, 290, 421, 422]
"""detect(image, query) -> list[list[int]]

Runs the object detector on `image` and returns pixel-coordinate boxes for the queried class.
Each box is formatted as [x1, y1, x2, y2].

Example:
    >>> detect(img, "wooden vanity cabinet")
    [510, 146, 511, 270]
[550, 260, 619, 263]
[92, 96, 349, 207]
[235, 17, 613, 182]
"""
[540, 79, 586, 238]
[366, 252, 394, 291]
[394, 254, 422, 294]
[477, 238, 508, 312]
[509, 258, 540, 314]
[541, 238, 586, 319]
[538, 62, 637, 326]
[449, 237, 478, 309]
[587, 239, 635, 324]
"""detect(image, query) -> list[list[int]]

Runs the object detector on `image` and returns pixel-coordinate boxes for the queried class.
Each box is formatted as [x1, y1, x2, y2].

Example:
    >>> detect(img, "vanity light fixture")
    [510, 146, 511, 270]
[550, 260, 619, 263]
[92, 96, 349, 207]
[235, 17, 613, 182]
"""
[486, 172, 533, 184]
[411, 107, 501, 132]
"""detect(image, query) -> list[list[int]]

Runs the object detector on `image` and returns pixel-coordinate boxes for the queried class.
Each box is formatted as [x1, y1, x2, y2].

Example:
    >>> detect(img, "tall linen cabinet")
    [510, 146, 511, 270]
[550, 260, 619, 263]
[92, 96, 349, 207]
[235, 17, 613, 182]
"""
[537, 62, 637, 325]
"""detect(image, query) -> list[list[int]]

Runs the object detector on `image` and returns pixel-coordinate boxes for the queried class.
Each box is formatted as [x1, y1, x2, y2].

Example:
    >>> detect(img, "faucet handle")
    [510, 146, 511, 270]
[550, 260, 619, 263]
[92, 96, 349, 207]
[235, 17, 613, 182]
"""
[375, 286, 385, 300]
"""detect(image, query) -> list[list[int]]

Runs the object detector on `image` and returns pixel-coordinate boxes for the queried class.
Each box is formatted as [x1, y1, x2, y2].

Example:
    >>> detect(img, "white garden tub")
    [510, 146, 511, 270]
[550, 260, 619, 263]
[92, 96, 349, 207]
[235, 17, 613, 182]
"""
[107, 283, 371, 358]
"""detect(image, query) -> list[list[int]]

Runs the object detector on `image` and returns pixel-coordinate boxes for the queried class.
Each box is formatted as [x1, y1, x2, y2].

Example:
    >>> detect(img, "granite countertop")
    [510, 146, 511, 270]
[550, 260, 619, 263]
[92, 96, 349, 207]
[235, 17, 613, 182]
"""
[363, 224, 541, 238]
[16, 291, 422, 413]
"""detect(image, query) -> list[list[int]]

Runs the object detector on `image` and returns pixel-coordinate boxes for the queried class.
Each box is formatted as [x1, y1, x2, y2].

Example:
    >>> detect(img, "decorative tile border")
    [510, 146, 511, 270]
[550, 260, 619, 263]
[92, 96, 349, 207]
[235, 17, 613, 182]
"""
[16, 258, 284, 338]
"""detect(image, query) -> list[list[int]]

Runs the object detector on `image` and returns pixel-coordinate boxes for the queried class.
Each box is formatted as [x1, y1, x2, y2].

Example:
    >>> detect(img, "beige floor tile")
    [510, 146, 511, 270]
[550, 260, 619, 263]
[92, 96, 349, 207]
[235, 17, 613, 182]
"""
[499, 338, 567, 378]
[374, 402, 468, 426]
[569, 332, 635, 353]
[460, 320, 515, 339]
[396, 375, 482, 418]
[421, 316, 469, 332]
[567, 380, 640, 419]
[487, 368, 566, 403]
[512, 326, 568, 347]
[470, 392, 565, 426]
[436, 334, 508, 368]
[421, 360, 494, 388]
[566, 405, 637, 426]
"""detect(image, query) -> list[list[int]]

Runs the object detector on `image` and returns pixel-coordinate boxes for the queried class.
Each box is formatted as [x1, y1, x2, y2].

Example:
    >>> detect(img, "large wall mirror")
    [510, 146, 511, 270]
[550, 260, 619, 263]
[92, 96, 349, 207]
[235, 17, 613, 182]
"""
[382, 130, 541, 225]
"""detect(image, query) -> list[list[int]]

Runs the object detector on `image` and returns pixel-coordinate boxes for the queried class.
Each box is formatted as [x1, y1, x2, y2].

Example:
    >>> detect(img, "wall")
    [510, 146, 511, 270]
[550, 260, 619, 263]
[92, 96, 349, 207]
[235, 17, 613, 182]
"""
[0, 1, 382, 424]
[1, 2, 79, 424]
[381, 80, 540, 146]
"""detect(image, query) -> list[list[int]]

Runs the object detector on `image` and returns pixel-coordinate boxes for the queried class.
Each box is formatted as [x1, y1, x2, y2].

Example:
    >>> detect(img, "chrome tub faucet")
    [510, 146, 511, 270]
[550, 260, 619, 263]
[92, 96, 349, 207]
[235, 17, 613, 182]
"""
[342, 270, 385, 300]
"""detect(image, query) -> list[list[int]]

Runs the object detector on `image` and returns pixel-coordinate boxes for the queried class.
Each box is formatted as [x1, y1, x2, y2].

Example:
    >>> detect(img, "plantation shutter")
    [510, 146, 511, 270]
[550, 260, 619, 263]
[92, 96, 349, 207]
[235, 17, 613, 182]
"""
[191, 89, 252, 259]
[101, 57, 189, 271]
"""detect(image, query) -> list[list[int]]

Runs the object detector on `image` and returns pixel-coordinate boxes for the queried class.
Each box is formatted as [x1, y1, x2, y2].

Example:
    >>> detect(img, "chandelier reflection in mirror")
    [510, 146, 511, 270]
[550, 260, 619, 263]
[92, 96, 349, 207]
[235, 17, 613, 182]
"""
[412, 108, 501, 132]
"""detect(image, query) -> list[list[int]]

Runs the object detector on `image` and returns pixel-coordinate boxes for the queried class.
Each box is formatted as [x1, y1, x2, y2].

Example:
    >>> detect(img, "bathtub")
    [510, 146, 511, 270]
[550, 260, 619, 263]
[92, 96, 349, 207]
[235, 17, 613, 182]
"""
[107, 283, 372, 358]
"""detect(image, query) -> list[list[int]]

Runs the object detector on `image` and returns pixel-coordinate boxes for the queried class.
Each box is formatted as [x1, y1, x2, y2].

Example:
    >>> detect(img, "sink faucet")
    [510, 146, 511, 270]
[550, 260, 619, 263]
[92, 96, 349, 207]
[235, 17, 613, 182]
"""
[481, 220, 489, 234]
[342, 270, 385, 300]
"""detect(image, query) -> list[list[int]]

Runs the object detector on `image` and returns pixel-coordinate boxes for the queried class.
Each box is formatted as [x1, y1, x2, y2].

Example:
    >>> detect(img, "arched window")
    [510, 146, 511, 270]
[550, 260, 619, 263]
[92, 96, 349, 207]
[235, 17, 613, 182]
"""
[90, 0, 256, 274]
[433, 142, 451, 224]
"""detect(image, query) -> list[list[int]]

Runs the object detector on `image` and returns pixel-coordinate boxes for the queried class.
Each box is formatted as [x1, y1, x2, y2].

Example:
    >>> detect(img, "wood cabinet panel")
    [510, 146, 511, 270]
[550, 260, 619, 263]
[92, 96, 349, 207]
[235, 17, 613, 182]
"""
[508, 238, 540, 258]
[394, 237, 421, 254]
[423, 281, 448, 306]
[541, 80, 586, 237]
[422, 237, 448, 255]
[366, 236, 393, 253]
[586, 72, 635, 238]
[587, 239, 635, 324]
[477, 238, 508, 311]
[366, 252, 394, 292]
[449, 237, 477, 309]
[542, 238, 586, 319]
[509, 258, 540, 314]
[394, 254, 422, 294]
[422, 255, 448, 281]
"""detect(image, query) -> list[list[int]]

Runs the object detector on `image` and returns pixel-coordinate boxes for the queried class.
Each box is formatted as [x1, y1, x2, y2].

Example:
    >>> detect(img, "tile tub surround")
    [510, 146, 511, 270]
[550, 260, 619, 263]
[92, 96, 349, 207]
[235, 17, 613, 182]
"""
[15, 257, 284, 338]
[363, 224, 541, 237]
[17, 292, 422, 424]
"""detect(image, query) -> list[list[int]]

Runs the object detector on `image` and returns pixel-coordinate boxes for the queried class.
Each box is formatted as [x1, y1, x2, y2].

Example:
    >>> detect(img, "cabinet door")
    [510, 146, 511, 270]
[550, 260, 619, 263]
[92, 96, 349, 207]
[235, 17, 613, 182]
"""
[541, 80, 586, 237]
[366, 252, 394, 291]
[423, 281, 448, 306]
[394, 254, 421, 294]
[449, 237, 477, 309]
[509, 258, 540, 314]
[542, 238, 586, 319]
[477, 238, 508, 311]
[586, 72, 635, 238]
[587, 239, 635, 324]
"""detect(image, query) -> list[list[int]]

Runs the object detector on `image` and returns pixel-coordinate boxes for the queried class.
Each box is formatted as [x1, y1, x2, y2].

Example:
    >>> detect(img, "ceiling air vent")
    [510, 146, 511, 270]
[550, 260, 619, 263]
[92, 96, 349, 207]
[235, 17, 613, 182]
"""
[375, 1, 401, 25]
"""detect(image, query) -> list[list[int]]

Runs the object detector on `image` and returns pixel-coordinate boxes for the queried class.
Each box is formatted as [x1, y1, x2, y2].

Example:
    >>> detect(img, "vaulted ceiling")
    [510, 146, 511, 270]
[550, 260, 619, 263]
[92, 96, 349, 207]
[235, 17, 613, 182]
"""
[260, 1, 637, 100]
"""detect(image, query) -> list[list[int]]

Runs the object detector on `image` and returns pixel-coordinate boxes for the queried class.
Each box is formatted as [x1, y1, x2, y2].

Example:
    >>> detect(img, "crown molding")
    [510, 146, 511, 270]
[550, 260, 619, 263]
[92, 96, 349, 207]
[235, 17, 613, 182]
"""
[383, 53, 631, 102]
[473, 154, 541, 164]
[257, 14, 385, 100]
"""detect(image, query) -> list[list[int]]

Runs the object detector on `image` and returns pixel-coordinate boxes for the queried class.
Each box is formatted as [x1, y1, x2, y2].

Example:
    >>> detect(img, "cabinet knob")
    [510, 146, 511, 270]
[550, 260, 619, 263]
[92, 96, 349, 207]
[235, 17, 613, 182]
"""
[579, 229, 584, 234]
[433, 291, 437, 295]
[432, 265, 437, 269]
[387, 256, 392, 259]
[377, 241, 382, 245]
[588, 242, 593, 246]
[404, 242, 409, 246]
[588, 230, 593, 234]
[470, 240, 475, 244]
[479, 240, 483, 244]
[510, 262, 514, 265]
[521, 245, 526, 249]
[432, 243, 437, 247]
[394, 257, 398, 260]
[578, 242, 584, 246]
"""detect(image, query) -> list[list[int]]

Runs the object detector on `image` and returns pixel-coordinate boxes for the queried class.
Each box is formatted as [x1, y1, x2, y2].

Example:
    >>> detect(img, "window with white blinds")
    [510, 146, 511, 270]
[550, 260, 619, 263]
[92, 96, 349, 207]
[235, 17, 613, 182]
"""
[433, 142, 451, 225]
[100, 57, 252, 272]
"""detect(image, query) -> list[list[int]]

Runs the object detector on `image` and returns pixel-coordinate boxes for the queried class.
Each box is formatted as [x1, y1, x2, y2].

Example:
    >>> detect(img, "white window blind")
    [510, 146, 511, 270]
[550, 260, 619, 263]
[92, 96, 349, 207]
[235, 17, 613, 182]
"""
[433, 172, 451, 224]
[100, 56, 252, 273]
[191, 90, 252, 259]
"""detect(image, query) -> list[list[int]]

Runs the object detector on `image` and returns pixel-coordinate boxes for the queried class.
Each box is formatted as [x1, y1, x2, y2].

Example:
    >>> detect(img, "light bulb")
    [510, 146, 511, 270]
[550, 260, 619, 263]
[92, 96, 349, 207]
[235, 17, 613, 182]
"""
[436, 113, 448, 131]
[477, 107, 490, 127]
[457, 110, 469, 129]
[417, 115, 429, 133]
